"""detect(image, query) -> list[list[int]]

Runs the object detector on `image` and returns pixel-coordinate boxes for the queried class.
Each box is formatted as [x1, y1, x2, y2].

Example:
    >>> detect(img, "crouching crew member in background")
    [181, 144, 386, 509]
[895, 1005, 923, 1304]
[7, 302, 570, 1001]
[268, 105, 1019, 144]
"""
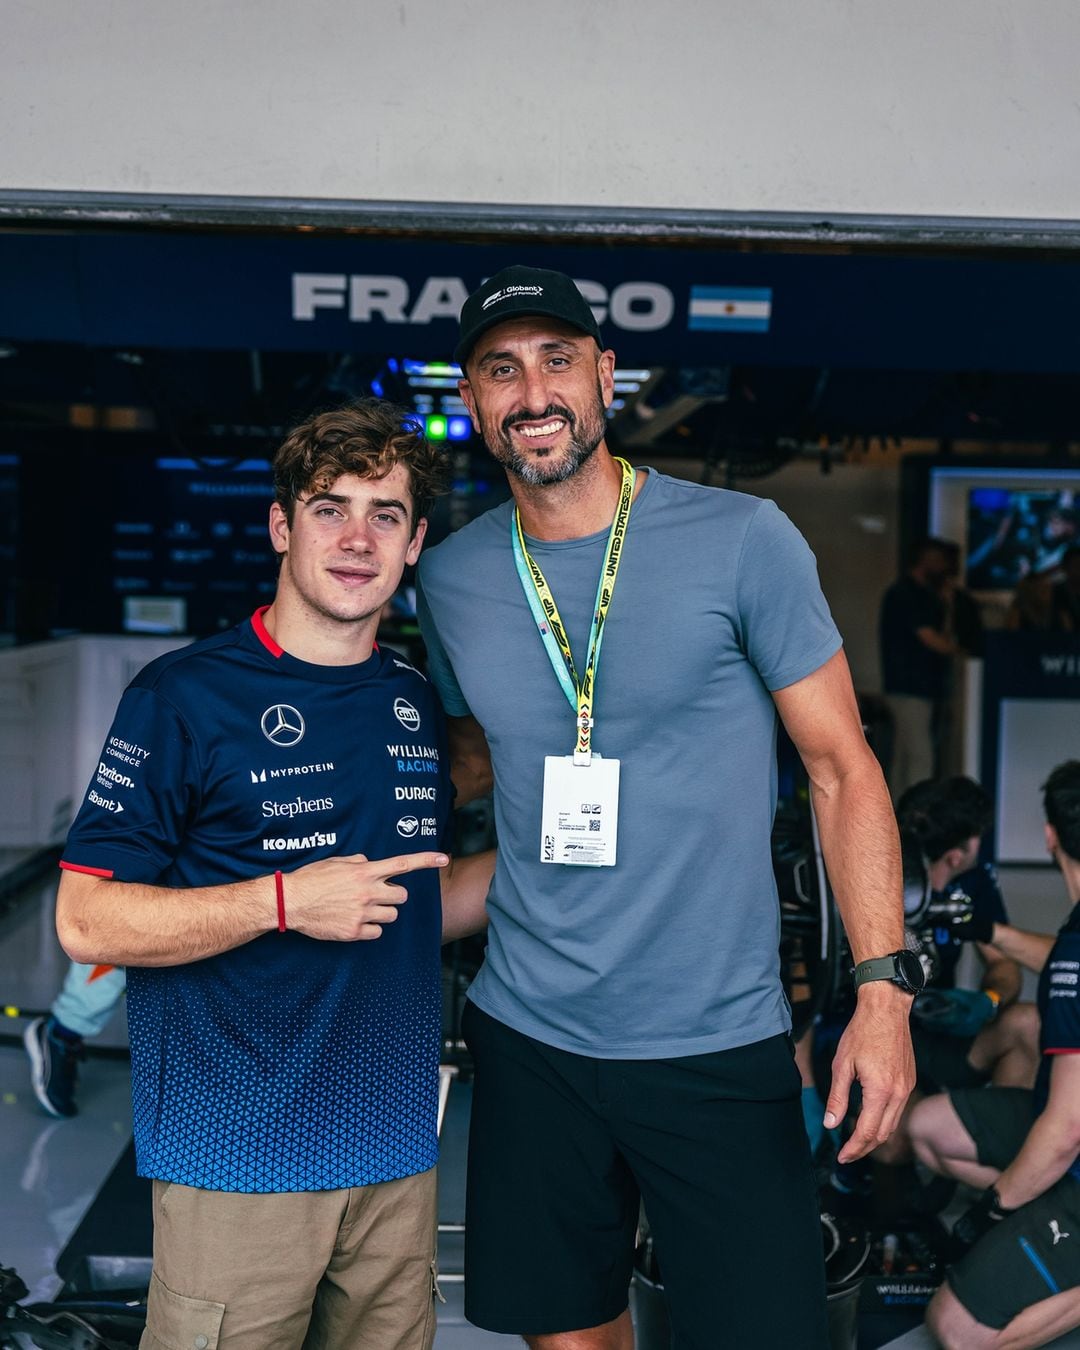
[55, 399, 493, 1350]
[874, 778, 1034, 1170]
[418, 265, 916, 1350]
[911, 761, 1080, 1349]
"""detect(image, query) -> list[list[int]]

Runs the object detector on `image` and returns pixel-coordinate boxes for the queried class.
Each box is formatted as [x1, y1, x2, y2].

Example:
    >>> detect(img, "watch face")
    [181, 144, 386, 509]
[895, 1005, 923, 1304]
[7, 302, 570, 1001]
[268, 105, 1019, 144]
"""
[897, 949, 927, 992]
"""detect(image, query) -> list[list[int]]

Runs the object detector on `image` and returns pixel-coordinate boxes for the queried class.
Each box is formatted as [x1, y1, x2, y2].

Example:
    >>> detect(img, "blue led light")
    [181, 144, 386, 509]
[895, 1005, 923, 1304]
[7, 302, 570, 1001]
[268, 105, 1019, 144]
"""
[447, 416, 471, 441]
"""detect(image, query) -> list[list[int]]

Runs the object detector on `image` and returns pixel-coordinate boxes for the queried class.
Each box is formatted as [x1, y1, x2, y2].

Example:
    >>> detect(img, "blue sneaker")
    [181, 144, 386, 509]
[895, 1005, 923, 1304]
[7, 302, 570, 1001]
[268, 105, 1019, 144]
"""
[23, 1016, 82, 1118]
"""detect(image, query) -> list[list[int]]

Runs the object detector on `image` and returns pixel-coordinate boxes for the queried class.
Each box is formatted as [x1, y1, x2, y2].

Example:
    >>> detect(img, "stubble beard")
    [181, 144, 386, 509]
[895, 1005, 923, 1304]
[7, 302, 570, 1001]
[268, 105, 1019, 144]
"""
[284, 557, 388, 631]
[484, 385, 608, 487]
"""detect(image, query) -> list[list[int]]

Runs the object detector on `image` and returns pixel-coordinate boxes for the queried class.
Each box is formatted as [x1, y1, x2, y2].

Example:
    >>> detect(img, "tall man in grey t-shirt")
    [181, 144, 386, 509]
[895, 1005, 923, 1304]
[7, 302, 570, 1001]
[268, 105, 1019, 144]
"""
[418, 265, 916, 1350]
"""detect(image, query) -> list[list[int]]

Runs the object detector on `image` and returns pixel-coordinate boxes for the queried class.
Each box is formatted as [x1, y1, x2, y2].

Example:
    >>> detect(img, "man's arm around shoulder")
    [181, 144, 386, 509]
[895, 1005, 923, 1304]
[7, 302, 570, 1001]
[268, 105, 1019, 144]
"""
[440, 848, 495, 944]
[447, 714, 494, 807]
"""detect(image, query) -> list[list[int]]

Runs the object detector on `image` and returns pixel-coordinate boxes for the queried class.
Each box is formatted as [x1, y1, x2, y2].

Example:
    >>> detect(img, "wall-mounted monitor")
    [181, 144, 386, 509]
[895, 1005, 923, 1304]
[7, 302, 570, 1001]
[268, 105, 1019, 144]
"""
[966, 486, 1079, 590]
[928, 466, 1080, 598]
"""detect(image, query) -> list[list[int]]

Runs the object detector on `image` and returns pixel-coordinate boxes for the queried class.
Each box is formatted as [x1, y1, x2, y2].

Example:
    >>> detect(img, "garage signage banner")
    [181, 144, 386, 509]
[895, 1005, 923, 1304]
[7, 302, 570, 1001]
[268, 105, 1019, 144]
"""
[1, 230, 1079, 371]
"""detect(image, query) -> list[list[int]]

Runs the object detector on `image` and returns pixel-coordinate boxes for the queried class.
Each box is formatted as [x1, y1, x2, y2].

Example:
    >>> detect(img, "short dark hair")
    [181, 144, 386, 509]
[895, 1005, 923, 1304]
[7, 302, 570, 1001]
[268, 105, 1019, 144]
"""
[908, 535, 956, 569]
[1044, 761, 1080, 861]
[273, 398, 451, 528]
[896, 776, 992, 862]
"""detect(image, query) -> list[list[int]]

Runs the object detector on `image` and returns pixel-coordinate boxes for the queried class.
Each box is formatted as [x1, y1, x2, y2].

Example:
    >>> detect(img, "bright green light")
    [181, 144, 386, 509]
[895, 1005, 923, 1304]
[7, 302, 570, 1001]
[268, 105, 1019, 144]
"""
[426, 415, 448, 440]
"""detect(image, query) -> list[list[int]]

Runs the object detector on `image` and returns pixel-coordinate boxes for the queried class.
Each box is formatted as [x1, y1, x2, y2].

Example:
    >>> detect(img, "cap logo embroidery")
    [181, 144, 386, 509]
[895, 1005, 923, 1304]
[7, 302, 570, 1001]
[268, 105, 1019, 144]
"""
[482, 284, 544, 310]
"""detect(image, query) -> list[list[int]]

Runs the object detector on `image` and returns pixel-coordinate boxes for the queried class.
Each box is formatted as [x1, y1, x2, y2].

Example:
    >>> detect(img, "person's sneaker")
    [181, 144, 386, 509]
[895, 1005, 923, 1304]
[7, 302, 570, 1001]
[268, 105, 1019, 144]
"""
[23, 1016, 82, 1118]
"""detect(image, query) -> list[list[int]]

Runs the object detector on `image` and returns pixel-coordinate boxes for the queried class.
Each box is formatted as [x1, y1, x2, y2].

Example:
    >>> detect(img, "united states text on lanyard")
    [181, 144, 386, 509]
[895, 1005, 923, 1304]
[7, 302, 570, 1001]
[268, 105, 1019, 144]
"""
[511, 457, 635, 866]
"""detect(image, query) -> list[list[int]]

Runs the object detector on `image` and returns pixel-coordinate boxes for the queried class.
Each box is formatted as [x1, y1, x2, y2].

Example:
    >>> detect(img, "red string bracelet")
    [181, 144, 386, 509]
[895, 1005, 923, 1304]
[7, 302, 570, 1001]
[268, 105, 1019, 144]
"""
[275, 870, 286, 932]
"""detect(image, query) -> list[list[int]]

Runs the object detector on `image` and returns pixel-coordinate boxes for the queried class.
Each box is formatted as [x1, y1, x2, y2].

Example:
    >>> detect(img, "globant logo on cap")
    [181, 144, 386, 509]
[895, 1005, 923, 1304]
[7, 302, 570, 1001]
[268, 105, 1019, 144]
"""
[455, 265, 603, 368]
[481, 284, 544, 311]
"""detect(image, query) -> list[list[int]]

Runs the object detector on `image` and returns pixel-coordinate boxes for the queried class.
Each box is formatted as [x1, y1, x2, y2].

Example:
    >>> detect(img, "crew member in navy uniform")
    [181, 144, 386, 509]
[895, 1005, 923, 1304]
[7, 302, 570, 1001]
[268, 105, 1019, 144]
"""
[871, 778, 1033, 1170]
[910, 761, 1080, 1348]
[55, 400, 493, 1350]
[418, 266, 916, 1350]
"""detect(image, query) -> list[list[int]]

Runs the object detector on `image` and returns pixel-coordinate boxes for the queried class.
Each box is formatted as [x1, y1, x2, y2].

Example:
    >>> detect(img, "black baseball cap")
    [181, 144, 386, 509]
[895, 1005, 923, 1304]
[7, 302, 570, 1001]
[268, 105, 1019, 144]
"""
[454, 265, 603, 369]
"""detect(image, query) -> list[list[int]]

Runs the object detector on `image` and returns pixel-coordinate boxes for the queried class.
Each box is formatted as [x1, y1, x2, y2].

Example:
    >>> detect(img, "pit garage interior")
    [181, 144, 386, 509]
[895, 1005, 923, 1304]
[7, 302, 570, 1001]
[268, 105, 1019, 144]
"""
[1, 208, 1080, 1349]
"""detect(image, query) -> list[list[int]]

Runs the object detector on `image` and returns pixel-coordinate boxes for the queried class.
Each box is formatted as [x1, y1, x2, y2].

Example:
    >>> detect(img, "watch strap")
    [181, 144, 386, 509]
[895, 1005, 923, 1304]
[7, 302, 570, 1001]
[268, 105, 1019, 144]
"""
[852, 954, 900, 989]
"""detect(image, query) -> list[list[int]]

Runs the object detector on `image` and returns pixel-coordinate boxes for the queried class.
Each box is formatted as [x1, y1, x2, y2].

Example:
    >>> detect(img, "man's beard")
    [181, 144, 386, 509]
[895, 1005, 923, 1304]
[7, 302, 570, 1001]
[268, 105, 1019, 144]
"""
[484, 386, 607, 487]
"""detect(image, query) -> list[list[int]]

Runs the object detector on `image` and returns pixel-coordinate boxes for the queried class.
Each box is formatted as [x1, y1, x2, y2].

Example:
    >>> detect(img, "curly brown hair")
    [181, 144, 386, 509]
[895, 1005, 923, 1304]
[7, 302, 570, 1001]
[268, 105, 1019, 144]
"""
[273, 398, 451, 528]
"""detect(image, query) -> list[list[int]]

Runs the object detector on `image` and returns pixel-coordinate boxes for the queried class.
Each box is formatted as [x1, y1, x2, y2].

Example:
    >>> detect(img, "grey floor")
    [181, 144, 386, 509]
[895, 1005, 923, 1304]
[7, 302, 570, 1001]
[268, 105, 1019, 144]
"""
[3, 863, 1080, 1349]
[0, 866, 518, 1346]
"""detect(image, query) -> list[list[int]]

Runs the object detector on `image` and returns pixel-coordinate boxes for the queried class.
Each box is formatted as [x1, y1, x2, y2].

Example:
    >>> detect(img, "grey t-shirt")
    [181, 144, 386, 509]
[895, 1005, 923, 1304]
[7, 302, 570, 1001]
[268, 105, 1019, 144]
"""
[418, 468, 841, 1058]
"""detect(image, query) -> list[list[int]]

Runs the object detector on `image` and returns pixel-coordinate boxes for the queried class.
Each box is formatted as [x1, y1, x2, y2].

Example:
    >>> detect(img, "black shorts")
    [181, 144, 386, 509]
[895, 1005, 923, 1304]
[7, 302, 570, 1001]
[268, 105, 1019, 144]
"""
[946, 1086, 1080, 1329]
[911, 1025, 988, 1096]
[950, 1085, 1036, 1171]
[948, 1173, 1080, 1329]
[461, 1001, 829, 1349]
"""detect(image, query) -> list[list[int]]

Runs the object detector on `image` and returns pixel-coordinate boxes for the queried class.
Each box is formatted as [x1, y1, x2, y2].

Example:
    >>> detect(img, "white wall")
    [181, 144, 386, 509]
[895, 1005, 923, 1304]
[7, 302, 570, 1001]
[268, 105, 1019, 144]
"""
[0, 636, 189, 849]
[765, 460, 897, 693]
[2, 0, 1079, 220]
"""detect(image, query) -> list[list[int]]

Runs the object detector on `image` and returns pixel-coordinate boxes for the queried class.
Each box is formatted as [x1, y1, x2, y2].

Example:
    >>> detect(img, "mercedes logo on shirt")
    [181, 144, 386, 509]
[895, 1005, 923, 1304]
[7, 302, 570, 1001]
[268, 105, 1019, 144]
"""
[261, 704, 306, 747]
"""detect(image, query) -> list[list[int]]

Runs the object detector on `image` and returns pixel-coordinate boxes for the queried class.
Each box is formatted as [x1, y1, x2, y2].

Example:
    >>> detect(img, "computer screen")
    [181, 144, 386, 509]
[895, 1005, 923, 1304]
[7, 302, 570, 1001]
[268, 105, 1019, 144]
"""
[965, 486, 1079, 590]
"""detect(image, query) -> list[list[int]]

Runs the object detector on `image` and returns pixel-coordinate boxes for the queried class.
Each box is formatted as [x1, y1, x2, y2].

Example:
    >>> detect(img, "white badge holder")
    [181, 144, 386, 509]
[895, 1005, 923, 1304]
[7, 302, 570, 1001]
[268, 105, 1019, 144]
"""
[540, 752, 620, 867]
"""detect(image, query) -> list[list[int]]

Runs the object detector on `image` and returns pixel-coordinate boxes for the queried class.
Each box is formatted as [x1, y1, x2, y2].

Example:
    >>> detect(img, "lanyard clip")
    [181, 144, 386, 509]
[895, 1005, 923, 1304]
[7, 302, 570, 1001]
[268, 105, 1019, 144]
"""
[574, 711, 593, 766]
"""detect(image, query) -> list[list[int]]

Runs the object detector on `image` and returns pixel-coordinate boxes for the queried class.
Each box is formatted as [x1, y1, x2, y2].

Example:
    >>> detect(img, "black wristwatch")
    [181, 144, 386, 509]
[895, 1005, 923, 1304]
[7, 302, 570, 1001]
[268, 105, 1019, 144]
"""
[851, 949, 926, 994]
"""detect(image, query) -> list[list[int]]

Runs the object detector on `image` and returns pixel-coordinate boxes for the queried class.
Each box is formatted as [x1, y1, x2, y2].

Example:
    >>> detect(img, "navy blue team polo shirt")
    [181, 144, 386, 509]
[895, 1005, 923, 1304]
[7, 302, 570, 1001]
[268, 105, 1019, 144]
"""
[1037, 901, 1080, 1181]
[61, 610, 451, 1192]
[927, 862, 1010, 989]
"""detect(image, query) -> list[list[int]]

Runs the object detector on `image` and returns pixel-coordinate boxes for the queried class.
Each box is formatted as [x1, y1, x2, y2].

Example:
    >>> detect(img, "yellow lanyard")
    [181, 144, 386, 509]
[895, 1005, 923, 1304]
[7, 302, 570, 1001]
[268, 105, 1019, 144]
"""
[511, 457, 635, 763]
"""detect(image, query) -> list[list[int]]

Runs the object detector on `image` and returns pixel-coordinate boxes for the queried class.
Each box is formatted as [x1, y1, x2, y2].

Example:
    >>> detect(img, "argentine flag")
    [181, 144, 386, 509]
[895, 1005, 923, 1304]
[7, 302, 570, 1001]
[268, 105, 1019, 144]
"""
[688, 286, 772, 333]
